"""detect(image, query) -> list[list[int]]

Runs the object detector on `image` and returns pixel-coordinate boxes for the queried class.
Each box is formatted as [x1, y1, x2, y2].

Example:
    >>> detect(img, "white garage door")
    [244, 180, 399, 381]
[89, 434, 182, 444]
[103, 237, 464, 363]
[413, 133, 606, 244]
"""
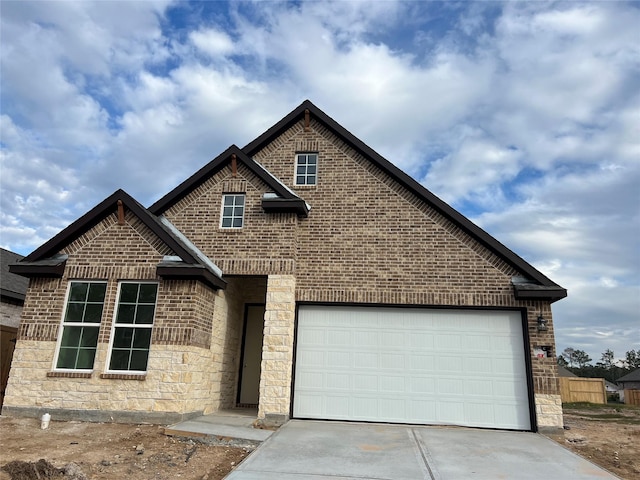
[293, 306, 531, 430]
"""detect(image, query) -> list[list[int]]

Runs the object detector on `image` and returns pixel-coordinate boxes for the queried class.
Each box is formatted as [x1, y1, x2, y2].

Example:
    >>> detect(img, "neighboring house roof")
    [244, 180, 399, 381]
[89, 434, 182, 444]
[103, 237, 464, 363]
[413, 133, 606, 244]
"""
[617, 368, 640, 384]
[558, 366, 578, 377]
[0, 248, 29, 302]
[9, 189, 226, 290]
[243, 100, 566, 301]
[149, 145, 309, 217]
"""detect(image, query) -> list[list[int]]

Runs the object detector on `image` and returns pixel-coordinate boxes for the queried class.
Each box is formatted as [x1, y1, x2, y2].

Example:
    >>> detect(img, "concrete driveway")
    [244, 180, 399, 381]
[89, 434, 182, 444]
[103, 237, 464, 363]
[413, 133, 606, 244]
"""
[226, 420, 617, 479]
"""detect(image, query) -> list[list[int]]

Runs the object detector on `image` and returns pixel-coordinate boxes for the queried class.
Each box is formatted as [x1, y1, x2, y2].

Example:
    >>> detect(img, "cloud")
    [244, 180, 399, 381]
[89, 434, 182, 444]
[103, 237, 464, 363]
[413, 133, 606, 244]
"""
[0, 0, 638, 361]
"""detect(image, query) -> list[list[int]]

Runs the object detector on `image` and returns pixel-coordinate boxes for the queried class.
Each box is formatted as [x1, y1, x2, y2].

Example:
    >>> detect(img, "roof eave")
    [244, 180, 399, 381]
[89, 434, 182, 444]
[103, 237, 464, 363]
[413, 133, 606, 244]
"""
[513, 284, 568, 302]
[261, 198, 310, 217]
[9, 260, 67, 278]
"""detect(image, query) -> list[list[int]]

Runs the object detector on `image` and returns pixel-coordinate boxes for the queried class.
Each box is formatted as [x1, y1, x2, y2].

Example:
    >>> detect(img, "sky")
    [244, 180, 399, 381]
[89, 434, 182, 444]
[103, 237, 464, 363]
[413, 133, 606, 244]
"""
[0, 0, 638, 364]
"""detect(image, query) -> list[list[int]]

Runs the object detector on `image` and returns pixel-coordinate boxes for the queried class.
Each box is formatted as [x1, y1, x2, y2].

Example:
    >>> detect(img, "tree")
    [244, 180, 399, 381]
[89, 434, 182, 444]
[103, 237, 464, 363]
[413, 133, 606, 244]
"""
[573, 350, 592, 368]
[598, 349, 615, 369]
[557, 355, 568, 367]
[562, 347, 576, 367]
[625, 349, 640, 370]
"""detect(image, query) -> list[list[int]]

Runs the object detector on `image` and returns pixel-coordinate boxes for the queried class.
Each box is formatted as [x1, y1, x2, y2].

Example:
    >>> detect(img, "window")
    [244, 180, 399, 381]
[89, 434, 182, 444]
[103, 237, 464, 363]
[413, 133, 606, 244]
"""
[108, 282, 158, 372]
[55, 281, 107, 370]
[220, 194, 245, 228]
[295, 153, 318, 185]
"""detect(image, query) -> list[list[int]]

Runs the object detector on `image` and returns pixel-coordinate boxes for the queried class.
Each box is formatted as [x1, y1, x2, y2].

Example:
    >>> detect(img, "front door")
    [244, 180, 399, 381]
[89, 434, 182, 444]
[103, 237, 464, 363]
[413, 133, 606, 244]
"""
[238, 305, 265, 406]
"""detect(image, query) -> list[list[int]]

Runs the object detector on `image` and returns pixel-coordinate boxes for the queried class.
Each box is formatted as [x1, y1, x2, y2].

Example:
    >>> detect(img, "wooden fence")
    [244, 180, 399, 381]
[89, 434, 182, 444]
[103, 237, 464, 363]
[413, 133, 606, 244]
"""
[559, 377, 606, 404]
[625, 389, 640, 406]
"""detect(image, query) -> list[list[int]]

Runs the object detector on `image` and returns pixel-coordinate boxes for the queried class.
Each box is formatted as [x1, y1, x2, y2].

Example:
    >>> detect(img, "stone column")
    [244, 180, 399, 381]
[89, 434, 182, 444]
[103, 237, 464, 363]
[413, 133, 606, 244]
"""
[257, 274, 296, 426]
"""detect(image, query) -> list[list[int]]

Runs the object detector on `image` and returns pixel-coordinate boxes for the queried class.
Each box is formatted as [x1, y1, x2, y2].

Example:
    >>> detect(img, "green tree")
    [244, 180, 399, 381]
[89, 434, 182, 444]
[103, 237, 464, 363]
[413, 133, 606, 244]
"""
[625, 349, 640, 370]
[562, 347, 576, 367]
[573, 349, 592, 368]
[598, 349, 615, 369]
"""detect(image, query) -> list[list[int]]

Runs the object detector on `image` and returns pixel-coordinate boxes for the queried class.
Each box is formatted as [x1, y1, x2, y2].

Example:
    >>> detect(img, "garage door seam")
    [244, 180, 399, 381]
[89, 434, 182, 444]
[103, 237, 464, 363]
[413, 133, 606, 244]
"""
[410, 428, 441, 480]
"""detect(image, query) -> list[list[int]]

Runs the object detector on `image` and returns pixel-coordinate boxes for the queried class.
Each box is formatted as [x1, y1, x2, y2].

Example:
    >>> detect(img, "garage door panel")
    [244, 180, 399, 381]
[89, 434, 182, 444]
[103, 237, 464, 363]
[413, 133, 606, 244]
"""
[294, 306, 530, 430]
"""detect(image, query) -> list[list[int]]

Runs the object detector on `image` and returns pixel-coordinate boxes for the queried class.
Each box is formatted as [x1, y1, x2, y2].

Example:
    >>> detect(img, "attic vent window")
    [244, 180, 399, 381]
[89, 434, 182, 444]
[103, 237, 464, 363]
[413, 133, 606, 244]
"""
[295, 153, 317, 186]
[220, 194, 245, 228]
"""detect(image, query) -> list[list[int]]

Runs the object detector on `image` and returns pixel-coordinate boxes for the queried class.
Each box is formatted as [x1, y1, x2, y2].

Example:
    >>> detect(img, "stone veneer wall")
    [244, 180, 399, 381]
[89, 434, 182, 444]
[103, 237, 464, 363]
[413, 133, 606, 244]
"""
[258, 275, 296, 425]
[3, 339, 218, 422]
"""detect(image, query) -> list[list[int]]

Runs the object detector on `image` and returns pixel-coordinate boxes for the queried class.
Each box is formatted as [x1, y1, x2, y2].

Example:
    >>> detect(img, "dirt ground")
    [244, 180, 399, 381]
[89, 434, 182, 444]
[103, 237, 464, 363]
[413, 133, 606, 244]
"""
[2, 405, 639, 480]
[560, 403, 640, 480]
[0, 416, 250, 480]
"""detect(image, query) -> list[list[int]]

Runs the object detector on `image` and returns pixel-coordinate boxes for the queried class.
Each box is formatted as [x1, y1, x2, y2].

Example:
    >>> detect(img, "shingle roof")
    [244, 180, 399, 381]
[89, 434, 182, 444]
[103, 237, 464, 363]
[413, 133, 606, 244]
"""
[1, 248, 29, 302]
[617, 368, 640, 383]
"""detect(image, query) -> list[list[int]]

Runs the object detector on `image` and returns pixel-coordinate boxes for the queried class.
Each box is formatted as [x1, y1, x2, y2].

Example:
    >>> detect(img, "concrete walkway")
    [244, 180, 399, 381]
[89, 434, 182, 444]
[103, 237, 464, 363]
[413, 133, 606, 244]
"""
[225, 420, 618, 480]
[164, 409, 273, 446]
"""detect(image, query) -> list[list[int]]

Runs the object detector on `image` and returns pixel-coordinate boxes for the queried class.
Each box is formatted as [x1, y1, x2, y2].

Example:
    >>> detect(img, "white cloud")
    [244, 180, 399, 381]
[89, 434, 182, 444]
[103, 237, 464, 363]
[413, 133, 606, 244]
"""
[190, 28, 235, 57]
[0, 0, 638, 361]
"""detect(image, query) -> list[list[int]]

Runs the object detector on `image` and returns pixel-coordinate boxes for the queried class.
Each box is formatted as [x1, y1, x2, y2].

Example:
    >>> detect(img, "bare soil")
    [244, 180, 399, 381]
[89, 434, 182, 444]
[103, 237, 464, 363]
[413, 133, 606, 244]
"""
[2, 406, 639, 479]
[559, 403, 640, 480]
[0, 416, 250, 480]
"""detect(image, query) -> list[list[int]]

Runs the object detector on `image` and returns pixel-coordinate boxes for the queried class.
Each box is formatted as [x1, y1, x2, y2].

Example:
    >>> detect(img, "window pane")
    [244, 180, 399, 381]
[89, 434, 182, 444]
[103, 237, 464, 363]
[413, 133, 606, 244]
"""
[65, 303, 85, 322]
[136, 305, 155, 324]
[223, 206, 233, 216]
[307, 175, 316, 184]
[234, 206, 243, 216]
[116, 304, 135, 324]
[297, 165, 306, 174]
[69, 283, 88, 302]
[235, 195, 244, 206]
[221, 217, 232, 228]
[60, 326, 82, 347]
[87, 283, 106, 302]
[76, 348, 96, 369]
[232, 217, 243, 228]
[80, 327, 99, 347]
[133, 328, 152, 349]
[120, 283, 138, 303]
[308, 155, 317, 164]
[110, 350, 130, 370]
[296, 175, 305, 184]
[138, 284, 157, 303]
[224, 196, 234, 205]
[113, 327, 134, 348]
[84, 303, 104, 323]
[56, 348, 77, 369]
[307, 165, 316, 174]
[130, 350, 149, 371]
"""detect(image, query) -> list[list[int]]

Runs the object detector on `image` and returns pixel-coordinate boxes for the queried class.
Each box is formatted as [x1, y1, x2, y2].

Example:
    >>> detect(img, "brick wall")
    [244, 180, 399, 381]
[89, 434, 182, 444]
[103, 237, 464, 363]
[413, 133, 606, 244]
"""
[6, 114, 562, 428]
[3, 211, 224, 420]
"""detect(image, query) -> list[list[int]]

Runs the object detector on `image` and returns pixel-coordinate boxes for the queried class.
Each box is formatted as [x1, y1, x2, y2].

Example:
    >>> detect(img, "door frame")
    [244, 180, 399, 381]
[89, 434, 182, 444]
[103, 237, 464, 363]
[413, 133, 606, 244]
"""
[236, 303, 265, 407]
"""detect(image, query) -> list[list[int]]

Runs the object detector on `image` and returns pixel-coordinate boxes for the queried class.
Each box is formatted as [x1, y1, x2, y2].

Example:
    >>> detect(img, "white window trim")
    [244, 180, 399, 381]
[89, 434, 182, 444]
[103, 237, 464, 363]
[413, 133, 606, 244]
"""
[52, 280, 107, 372]
[220, 193, 245, 229]
[104, 281, 158, 375]
[294, 153, 318, 186]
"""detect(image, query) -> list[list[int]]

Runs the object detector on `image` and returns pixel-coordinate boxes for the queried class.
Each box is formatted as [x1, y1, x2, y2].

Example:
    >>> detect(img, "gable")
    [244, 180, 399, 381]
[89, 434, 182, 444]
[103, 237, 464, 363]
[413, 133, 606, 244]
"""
[242, 100, 566, 301]
[150, 145, 309, 217]
[10, 189, 225, 290]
